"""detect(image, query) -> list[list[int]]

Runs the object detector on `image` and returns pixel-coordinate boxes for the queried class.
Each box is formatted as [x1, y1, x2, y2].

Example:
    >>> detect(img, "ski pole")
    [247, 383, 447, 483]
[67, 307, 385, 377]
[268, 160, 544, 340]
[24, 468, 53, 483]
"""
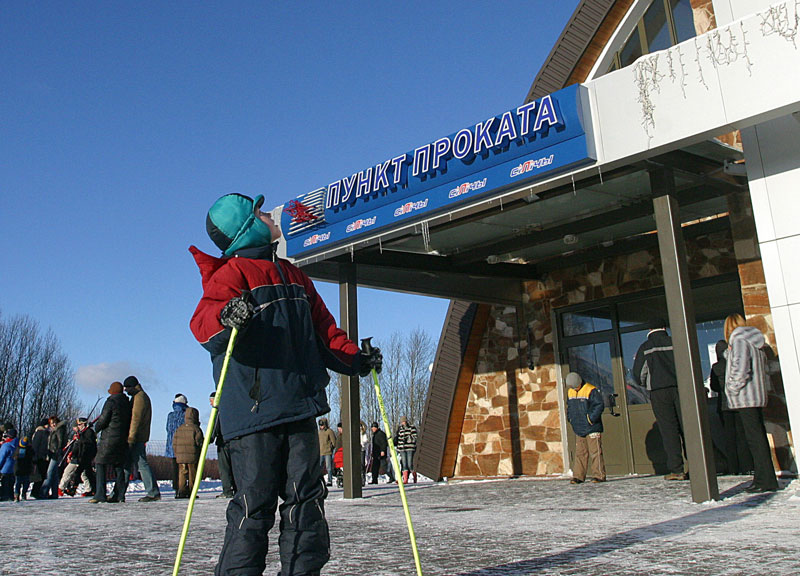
[362, 338, 423, 576]
[173, 326, 239, 576]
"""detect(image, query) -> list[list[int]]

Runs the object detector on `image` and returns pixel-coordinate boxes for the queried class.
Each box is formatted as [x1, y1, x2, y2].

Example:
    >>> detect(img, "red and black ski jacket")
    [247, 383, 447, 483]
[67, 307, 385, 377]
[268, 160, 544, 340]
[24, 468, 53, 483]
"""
[190, 244, 362, 441]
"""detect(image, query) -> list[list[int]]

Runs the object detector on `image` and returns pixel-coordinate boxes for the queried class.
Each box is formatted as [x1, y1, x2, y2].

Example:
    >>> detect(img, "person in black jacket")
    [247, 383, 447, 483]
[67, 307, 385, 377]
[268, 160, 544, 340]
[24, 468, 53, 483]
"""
[709, 339, 753, 475]
[369, 422, 391, 484]
[40, 416, 68, 498]
[631, 318, 686, 480]
[14, 436, 35, 501]
[59, 418, 97, 497]
[566, 372, 606, 483]
[30, 419, 50, 498]
[90, 382, 132, 503]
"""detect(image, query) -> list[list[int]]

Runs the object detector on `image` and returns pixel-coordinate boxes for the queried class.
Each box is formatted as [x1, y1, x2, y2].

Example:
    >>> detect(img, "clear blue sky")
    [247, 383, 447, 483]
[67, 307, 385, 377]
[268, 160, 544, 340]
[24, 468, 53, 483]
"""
[1, 1, 578, 439]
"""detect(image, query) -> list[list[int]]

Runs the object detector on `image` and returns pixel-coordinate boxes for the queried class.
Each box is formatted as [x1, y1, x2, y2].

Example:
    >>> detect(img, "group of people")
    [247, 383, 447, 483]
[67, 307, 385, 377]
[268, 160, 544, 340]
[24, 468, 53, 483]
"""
[0, 376, 163, 503]
[566, 315, 779, 493]
[317, 417, 418, 487]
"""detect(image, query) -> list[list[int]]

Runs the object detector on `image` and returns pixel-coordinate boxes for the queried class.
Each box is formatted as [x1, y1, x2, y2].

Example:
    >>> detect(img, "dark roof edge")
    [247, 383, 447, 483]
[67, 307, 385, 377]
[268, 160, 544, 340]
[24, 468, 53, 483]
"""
[525, 0, 617, 103]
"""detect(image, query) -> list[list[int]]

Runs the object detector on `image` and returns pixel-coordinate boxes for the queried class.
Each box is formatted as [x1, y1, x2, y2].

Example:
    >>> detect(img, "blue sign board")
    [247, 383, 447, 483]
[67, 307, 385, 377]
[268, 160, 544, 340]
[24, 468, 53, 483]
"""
[281, 84, 594, 258]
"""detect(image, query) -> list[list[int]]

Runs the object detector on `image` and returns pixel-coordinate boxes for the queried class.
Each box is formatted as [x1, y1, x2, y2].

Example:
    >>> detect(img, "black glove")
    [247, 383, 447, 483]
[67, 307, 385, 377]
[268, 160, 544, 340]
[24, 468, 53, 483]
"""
[220, 291, 255, 330]
[358, 347, 383, 376]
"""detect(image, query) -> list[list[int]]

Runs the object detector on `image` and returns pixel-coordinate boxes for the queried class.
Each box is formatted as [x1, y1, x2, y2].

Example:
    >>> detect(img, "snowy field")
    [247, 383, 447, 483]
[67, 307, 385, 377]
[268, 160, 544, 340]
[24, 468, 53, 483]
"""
[2, 474, 799, 575]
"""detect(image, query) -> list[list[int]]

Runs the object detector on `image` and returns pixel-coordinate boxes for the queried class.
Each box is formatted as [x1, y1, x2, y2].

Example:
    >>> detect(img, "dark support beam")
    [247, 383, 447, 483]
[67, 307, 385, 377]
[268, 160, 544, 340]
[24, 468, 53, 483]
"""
[338, 263, 362, 499]
[652, 189, 719, 503]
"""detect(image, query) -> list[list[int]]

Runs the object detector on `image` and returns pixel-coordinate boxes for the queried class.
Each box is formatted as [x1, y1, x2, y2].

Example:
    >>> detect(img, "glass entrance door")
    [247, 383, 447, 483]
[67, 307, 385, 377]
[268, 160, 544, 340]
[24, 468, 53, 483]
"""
[563, 339, 633, 476]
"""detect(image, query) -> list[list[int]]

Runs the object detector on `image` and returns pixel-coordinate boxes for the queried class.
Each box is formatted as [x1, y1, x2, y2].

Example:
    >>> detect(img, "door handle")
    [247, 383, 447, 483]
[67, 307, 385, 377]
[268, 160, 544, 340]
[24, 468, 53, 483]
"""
[608, 393, 621, 417]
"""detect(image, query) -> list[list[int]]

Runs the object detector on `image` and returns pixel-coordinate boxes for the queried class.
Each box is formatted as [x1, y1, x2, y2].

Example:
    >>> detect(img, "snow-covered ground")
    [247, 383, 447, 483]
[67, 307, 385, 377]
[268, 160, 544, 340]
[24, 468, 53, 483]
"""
[2, 474, 798, 575]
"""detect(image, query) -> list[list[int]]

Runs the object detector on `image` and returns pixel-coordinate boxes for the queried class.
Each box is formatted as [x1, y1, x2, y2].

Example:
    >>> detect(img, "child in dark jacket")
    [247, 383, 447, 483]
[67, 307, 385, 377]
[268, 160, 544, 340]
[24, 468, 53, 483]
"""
[14, 436, 34, 501]
[565, 371, 606, 484]
[172, 406, 203, 499]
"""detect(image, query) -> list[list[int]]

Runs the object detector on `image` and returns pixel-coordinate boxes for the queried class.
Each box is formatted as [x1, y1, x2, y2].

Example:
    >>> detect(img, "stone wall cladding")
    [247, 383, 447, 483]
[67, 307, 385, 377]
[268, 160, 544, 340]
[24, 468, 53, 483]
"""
[454, 229, 738, 477]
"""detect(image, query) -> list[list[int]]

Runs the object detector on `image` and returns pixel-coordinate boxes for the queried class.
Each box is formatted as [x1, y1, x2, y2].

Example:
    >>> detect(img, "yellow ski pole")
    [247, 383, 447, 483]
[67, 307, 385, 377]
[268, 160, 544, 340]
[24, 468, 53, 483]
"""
[362, 338, 423, 576]
[173, 326, 238, 576]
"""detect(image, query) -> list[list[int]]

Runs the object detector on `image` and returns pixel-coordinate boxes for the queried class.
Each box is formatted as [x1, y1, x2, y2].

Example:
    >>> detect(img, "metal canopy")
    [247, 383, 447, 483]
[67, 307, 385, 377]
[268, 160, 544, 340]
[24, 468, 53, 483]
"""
[299, 143, 744, 305]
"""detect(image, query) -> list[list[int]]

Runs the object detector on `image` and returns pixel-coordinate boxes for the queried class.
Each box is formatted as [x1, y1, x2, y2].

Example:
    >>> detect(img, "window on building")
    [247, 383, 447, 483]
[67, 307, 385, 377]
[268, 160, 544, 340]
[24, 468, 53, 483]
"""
[604, 0, 699, 74]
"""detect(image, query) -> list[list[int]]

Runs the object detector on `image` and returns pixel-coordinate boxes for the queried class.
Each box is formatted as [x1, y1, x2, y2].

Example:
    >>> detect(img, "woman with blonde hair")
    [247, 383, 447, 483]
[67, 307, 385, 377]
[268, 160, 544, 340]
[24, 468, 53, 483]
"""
[724, 314, 779, 492]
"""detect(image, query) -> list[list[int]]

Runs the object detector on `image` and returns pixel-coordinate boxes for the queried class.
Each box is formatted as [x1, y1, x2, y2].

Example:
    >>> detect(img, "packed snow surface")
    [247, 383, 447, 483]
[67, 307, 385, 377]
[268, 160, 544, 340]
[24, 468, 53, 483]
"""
[2, 475, 799, 575]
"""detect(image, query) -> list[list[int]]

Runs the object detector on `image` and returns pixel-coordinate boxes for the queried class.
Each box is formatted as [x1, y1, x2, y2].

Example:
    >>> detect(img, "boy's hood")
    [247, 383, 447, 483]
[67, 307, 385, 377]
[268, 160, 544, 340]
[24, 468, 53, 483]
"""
[184, 407, 200, 425]
[189, 244, 277, 287]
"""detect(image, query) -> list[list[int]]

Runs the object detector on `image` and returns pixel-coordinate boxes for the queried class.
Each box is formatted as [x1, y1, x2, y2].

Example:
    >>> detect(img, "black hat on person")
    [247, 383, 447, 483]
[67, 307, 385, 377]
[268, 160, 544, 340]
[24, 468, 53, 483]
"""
[371, 422, 379, 429]
[123, 376, 140, 389]
[649, 317, 668, 330]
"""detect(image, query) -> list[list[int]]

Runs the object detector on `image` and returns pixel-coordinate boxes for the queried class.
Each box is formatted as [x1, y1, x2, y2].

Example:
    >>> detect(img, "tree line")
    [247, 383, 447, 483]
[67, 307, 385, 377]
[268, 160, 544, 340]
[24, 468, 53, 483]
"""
[0, 310, 82, 436]
[327, 328, 435, 434]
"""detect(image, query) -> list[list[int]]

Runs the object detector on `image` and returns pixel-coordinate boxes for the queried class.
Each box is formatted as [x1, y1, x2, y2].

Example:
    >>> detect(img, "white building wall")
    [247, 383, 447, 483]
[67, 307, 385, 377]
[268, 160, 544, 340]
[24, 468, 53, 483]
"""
[713, 0, 800, 466]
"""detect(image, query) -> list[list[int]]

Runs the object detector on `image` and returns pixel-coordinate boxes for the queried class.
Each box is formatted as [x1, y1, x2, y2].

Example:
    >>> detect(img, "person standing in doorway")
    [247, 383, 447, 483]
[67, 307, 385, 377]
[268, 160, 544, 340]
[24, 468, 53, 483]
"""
[724, 314, 779, 493]
[210, 391, 236, 498]
[166, 393, 189, 492]
[565, 372, 606, 484]
[709, 339, 753, 475]
[632, 318, 686, 480]
[123, 376, 161, 502]
[394, 417, 418, 484]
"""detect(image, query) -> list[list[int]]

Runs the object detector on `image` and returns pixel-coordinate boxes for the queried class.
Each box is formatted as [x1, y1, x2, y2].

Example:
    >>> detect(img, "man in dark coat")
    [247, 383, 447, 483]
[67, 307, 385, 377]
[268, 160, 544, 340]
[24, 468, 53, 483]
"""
[189, 193, 381, 576]
[90, 382, 132, 503]
[631, 318, 686, 480]
[30, 418, 50, 498]
[369, 422, 390, 484]
[40, 416, 67, 498]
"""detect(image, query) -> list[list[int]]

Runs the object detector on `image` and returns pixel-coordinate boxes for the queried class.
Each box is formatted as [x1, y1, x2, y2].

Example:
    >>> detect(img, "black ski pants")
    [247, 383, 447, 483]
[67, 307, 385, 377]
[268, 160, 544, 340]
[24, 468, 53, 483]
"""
[216, 417, 329, 576]
[737, 407, 778, 490]
[650, 387, 685, 474]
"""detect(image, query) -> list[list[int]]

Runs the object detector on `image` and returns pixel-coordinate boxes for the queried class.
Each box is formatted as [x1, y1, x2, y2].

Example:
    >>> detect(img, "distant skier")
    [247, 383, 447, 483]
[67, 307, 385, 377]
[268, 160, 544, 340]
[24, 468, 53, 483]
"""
[190, 193, 381, 576]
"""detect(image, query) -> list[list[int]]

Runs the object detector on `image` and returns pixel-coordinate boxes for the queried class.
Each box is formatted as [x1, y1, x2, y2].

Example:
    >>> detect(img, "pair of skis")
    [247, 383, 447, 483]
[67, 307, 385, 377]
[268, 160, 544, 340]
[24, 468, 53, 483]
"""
[172, 331, 423, 576]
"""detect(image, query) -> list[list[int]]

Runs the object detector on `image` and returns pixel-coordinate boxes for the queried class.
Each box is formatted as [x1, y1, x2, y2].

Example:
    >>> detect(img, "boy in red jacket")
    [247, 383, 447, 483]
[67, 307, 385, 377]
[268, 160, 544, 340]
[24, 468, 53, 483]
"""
[190, 193, 381, 576]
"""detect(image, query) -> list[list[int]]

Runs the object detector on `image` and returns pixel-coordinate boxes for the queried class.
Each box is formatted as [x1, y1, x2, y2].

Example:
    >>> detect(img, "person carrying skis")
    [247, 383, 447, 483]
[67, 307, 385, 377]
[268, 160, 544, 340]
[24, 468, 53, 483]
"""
[190, 193, 382, 576]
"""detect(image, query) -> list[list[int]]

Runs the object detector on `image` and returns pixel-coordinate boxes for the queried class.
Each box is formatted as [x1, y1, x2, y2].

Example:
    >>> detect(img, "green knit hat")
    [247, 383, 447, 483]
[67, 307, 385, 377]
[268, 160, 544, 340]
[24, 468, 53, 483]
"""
[206, 193, 272, 256]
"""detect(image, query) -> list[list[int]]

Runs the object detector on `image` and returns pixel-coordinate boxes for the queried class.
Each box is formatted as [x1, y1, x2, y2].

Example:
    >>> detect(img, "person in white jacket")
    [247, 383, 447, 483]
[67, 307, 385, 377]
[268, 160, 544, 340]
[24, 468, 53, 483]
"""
[724, 314, 779, 493]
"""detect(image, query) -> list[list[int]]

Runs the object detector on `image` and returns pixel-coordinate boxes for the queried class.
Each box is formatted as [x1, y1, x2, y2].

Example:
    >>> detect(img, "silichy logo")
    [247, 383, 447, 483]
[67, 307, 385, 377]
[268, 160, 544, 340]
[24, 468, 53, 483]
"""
[346, 216, 377, 233]
[394, 199, 429, 217]
[448, 178, 487, 199]
[510, 154, 554, 177]
[303, 232, 331, 247]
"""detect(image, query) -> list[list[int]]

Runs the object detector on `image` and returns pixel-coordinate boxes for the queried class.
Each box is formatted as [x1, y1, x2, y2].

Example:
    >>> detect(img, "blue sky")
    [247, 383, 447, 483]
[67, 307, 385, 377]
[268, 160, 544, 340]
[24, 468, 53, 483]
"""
[1, 1, 578, 439]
